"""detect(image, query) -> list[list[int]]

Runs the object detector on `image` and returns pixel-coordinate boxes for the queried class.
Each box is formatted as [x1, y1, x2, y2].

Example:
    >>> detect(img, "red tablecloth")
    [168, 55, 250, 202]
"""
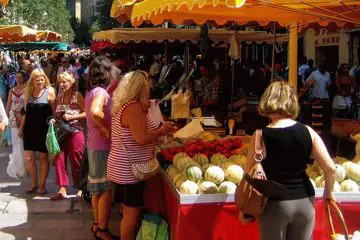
[144, 174, 360, 240]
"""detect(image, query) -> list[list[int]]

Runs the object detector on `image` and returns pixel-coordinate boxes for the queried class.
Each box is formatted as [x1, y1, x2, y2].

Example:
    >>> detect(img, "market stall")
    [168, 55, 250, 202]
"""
[110, 1, 360, 239]
[0, 42, 71, 52]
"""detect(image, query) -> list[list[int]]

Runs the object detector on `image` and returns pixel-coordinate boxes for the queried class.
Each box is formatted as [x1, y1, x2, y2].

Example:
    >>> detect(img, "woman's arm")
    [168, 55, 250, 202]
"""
[90, 92, 110, 138]
[0, 98, 8, 132]
[126, 103, 167, 145]
[244, 133, 256, 174]
[48, 88, 56, 116]
[5, 89, 12, 115]
[306, 126, 336, 200]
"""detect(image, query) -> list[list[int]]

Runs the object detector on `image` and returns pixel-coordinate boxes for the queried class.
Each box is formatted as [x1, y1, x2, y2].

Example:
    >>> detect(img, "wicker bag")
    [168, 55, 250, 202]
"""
[119, 136, 159, 180]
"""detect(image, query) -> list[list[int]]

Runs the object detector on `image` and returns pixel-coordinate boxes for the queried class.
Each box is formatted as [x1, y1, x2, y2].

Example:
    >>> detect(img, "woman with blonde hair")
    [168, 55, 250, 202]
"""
[50, 72, 86, 201]
[19, 68, 56, 195]
[244, 80, 336, 240]
[108, 70, 173, 240]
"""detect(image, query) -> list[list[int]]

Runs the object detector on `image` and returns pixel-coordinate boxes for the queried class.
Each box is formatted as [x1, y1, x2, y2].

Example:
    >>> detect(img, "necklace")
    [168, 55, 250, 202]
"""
[32, 88, 46, 104]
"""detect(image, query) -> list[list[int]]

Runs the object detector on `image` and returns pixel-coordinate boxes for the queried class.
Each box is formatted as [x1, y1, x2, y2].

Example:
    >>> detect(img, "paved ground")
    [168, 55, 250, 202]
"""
[0, 147, 121, 240]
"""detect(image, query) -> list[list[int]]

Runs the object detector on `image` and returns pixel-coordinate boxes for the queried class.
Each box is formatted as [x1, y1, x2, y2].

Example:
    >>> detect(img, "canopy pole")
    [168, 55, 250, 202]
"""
[271, 22, 276, 82]
[230, 58, 235, 117]
[289, 22, 298, 92]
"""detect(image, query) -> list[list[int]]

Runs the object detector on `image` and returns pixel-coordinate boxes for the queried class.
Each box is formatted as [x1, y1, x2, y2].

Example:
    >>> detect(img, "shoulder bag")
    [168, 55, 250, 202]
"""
[235, 129, 267, 223]
[119, 136, 159, 181]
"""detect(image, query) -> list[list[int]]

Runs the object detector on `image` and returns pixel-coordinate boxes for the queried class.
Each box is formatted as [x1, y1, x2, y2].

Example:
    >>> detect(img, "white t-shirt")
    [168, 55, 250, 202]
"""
[306, 70, 330, 99]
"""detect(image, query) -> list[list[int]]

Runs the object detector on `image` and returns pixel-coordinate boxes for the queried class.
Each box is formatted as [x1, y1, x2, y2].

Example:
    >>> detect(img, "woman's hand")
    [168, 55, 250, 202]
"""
[161, 122, 176, 135]
[18, 129, 23, 138]
[62, 114, 73, 122]
[48, 118, 56, 125]
[323, 190, 336, 202]
[100, 127, 110, 140]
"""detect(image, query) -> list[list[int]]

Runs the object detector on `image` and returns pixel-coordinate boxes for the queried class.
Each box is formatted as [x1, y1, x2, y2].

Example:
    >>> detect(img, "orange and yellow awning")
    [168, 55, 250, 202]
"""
[111, 0, 360, 27]
[0, 25, 62, 43]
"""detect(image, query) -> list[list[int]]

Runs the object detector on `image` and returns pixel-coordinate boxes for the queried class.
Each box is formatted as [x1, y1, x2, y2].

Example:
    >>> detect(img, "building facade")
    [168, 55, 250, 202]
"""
[66, 0, 81, 21]
[81, 0, 99, 25]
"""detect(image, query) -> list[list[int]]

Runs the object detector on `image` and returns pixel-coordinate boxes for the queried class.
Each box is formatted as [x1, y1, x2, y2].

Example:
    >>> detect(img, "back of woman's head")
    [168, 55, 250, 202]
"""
[111, 70, 149, 117]
[87, 56, 113, 91]
[258, 80, 299, 119]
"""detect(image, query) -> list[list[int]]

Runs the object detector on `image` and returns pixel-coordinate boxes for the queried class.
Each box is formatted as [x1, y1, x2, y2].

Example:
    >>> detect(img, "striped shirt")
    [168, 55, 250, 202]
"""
[107, 101, 157, 184]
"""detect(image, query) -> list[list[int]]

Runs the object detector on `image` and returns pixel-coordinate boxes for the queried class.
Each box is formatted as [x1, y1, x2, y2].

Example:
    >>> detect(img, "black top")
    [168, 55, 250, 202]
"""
[262, 122, 315, 201]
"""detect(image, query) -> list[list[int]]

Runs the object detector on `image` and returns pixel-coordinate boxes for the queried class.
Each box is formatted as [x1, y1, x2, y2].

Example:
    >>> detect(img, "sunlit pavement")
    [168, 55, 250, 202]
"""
[0, 147, 121, 240]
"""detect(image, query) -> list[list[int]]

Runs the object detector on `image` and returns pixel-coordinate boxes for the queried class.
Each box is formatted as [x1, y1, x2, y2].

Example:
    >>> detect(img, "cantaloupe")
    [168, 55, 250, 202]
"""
[343, 162, 360, 182]
[185, 165, 202, 182]
[205, 166, 225, 185]
[225, 165, 244, 184]
[193, 153, 209, 166]
[229, 155, 247, 168]
[174, 156, 194, 171]
[198, 181, 219, 194]
[210, 153, 227, 165]
[180, 180, 199, 195]
[319, 180, 341, 192]
[219, 181, 237, 194]
[166, 165, 178, 180]
[334, 164, 346, 182]
[173, 152, 189, 162]
[201, 164, 215, 173]
[340, 179, 359, 192]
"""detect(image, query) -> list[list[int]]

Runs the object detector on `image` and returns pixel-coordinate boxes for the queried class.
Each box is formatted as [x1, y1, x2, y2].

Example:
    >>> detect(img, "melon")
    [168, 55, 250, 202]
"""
[220, 162, 233, 171]
[174, 156, 194, 171]
[219, 181, 237, 194]
[334, 164, 346, 182]
[193, 153, 209, 166]
[173, 152, 189, 162]
[198, 181, 219, 194]
[229, 155, 247, 168]
[319, 180, 341, 192]
[225, 165, 244, 184]
[201, 164, 215, 173]
[166, 165, 178, 180]
[315, 176, 324, 188]
[210, 153, 227, 165]
[179, 180, 199, 195]
[306, 166, 320, 180]
[343, 162, 360, 182]
[340, 179, 359, 192]
[334, 156, 349, 165]
[185, 165, 203, 182]
[205, 166, 225, 185]
[173, 173, 187, 189]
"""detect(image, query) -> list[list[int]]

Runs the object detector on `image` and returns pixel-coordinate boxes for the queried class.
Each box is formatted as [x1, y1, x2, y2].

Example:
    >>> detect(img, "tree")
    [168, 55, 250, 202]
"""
[0, 0, 74, 42]
[90, 0, 119, 32]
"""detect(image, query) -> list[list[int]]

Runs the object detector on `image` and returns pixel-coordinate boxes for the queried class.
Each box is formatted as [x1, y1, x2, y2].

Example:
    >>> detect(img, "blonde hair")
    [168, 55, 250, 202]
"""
[25, 68, 53, 97]
[258, 80, 299, 119]
[111, 70, 149, 117]
[58, 72, 75, 86]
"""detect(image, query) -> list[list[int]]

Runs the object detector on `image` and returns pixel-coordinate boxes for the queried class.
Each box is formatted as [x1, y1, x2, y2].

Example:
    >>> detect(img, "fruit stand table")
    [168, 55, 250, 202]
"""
[144, 172, 360, 240]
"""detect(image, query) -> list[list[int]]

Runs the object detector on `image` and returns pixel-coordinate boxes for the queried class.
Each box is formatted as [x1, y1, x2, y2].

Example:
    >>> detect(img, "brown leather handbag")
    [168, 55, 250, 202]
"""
[235, 129, 267, 223]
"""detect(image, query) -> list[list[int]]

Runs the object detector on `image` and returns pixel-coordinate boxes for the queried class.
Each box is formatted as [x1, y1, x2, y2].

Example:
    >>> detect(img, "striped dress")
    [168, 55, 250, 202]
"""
[107, 101, 157, 184]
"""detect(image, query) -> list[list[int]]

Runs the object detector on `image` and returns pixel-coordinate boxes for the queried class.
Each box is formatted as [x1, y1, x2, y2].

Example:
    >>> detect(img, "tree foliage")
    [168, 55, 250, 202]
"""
[0, 0, 74, 42]
[91, 0, 119, 31]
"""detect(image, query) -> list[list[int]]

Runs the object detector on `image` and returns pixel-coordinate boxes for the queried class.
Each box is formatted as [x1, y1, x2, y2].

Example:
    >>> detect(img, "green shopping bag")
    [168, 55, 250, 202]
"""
[46, 122, 61, 157]
[136, 213, 169, 240]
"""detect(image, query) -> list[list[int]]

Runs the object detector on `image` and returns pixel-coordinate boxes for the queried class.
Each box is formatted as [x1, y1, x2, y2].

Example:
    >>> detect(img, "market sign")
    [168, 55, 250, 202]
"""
[315, 29, 340, 47]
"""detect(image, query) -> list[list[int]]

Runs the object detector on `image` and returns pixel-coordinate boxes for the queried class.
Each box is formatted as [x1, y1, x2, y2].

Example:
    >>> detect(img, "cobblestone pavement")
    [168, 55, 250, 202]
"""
[0, 147, 121, 240]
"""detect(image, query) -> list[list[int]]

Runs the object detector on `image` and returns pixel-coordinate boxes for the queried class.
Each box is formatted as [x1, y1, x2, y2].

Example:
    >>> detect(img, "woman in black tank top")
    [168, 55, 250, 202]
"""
[244, 81, 336, 240]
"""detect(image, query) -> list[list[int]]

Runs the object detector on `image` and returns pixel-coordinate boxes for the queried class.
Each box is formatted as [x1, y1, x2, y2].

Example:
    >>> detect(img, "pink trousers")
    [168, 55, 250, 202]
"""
[55, 131, 85, 187]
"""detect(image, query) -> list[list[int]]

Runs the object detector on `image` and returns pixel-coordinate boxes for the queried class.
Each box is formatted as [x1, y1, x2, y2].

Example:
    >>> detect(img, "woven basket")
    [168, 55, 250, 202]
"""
[326, 200, 350, 240]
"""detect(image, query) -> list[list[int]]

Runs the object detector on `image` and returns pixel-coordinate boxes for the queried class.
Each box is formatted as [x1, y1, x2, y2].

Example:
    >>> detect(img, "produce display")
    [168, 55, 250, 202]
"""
[162, 134, 248, 195]
[306, 156, 360, 192]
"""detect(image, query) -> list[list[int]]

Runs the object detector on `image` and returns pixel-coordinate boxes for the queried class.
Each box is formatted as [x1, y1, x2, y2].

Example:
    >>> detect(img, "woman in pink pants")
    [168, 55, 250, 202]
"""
[51, 72, 86, 201]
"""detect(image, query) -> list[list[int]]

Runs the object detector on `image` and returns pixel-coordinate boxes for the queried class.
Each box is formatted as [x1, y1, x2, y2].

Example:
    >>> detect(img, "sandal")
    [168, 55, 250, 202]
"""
[50, 192, 66, 201]
[91, 222, 98, 234]
[37, 189, 48, 196]
[25, 186, 38, 194]
[95, 228, 119, 240]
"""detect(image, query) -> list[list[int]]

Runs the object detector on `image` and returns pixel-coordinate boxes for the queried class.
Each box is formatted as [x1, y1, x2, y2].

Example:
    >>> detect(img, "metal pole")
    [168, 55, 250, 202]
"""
[230, 58, 235, 117]
[289, 22, 299, 92]
[271, 22, 277, 82]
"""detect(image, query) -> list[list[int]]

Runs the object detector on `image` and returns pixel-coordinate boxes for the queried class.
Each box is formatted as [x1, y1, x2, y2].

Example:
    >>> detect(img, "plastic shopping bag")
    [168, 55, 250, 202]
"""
[7, 128, 26, 179]
[136, 213, 169, 240]
[46, 123, 60, 157]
